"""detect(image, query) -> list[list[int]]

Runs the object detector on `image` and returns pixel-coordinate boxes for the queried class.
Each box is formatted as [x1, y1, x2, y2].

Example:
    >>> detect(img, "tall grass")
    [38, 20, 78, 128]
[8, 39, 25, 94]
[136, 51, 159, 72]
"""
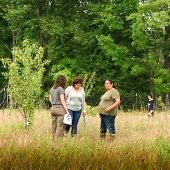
[0, 109, 169, 170]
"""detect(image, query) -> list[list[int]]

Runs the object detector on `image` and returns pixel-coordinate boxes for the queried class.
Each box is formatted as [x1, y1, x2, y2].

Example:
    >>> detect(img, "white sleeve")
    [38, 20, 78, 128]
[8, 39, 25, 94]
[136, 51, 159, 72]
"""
[65, 86, 73, 105]
[65, 86, 72, 99]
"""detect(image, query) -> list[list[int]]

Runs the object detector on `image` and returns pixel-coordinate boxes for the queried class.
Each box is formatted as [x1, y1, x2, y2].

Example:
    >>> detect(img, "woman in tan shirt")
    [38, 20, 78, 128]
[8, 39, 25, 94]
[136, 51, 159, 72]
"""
[98, 80, 120, 141]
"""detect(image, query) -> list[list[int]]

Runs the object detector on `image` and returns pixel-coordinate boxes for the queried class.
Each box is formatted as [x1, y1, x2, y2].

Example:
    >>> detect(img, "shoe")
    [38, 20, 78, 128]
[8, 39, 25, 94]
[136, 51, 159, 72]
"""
[109, 134, 116, 142]
[64, 131, 69, 137]
[100, 133, 106, 141]
[71, 133, 77, 138]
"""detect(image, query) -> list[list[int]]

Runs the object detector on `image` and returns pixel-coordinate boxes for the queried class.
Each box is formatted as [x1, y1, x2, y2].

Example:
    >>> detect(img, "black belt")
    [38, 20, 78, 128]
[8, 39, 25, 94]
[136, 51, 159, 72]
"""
[52, 104, 62, 106]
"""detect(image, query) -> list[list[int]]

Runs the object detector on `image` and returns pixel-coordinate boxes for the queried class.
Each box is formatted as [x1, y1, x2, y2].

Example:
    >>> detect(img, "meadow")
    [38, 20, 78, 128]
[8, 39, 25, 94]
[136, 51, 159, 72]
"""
[0, 109, 169, 170]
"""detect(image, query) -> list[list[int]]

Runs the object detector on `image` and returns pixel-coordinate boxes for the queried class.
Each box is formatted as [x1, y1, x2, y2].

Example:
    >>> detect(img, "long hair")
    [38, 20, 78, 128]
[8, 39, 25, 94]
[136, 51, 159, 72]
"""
[53, 75, 66, 89]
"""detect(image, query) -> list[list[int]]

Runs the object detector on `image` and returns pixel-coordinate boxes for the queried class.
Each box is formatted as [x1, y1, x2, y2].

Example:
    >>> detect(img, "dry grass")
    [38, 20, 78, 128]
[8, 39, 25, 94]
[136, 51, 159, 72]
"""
[0, 109, 170, 170]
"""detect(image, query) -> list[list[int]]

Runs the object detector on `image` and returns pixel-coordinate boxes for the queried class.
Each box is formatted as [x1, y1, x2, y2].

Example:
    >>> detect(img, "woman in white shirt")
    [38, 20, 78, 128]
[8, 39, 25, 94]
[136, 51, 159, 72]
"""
[64, 77, 86, 137]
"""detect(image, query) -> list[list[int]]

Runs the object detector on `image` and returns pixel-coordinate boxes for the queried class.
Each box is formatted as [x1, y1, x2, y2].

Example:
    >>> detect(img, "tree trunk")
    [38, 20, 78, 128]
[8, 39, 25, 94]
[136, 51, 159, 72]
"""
[165, 93, 170, 110]
[24, 112, 30, 130]
[12, 31, 17, 47]
[164, 26, 170, 109]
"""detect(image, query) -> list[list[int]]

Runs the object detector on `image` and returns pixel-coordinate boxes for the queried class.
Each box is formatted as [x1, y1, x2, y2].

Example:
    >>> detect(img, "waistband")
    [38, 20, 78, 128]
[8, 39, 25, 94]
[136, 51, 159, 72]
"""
[52, 104, 63, 107]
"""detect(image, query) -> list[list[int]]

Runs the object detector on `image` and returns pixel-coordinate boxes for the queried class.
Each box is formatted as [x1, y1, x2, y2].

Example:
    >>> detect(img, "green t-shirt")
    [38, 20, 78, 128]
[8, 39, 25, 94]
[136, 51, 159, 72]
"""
[98, 88, 120, 116]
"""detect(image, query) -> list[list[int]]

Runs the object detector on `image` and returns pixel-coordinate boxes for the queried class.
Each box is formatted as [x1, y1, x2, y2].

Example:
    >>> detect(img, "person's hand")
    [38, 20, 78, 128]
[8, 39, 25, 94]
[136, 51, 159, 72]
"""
[66, 111, 70, 116]
[105, 107, 111, 112]
[82, 111, 87, 117]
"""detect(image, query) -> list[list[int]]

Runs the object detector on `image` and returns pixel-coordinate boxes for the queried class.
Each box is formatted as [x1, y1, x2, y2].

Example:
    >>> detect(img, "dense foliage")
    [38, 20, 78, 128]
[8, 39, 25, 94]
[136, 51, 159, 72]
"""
[0, 0, 170, 109]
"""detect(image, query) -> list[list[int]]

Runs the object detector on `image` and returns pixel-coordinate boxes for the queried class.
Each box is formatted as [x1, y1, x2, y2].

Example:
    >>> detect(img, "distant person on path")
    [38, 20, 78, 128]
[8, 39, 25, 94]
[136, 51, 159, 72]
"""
[64, 77, 86, 137]
[49, 75, 70, 139]
[147, 94, 154, 117]
[98, 80, 120, 142]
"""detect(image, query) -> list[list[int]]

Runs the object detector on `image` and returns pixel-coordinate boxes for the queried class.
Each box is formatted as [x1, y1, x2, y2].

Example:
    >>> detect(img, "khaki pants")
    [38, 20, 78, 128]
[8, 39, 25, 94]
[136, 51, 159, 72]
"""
[50, 106, 65, 138]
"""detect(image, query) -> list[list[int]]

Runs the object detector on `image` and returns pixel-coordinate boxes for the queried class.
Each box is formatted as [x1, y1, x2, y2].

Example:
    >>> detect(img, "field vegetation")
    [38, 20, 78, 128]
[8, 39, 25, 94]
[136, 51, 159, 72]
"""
[0, 109, 169, 170]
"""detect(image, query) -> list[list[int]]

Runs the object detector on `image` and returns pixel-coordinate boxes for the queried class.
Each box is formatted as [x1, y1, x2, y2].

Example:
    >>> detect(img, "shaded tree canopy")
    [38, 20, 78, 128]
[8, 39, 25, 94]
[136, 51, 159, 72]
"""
[0, 0, 170, 110]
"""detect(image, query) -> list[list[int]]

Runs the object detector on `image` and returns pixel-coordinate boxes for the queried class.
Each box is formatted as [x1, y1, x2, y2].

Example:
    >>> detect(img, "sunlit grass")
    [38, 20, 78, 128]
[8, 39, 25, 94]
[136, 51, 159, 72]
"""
[0, 109, 169, 169]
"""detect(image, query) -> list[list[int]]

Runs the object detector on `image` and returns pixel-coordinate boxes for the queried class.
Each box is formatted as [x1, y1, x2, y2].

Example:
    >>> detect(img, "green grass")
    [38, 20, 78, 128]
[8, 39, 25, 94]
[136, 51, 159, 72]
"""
[0, 109, 170, 170]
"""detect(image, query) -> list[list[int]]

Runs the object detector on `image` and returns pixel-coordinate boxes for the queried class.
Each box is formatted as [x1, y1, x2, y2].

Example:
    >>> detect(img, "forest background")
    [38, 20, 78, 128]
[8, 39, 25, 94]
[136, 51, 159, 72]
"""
[0, 0, 170, 111]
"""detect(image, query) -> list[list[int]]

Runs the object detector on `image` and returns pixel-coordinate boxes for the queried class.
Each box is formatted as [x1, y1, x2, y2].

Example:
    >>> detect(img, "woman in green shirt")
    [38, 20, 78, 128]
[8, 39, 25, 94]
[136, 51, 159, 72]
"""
[98, 80, 120, 141]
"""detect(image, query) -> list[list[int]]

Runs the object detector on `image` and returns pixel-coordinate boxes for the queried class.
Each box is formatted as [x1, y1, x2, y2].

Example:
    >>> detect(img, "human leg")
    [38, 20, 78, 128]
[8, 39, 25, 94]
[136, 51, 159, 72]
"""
[64, 109, 73, 134]
[51, 106, 65, 138]
[105, 115, 116, 141]
[51, 115, 57, 139]
[71, 110, 81, 136]
[56, 114, 64, 137]
[100, 114, 107, 140]
[50, 107, 58, 139]
[105, 115, 116, 134]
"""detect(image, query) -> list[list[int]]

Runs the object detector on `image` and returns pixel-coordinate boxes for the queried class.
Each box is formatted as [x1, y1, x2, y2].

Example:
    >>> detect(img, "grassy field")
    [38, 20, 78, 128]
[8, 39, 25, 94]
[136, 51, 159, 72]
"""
[0, 109, 170, 170]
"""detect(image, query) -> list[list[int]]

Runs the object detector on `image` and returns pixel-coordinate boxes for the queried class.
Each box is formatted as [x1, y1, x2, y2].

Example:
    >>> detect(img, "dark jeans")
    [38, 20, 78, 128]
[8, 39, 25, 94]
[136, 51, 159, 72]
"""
[100, 114, 116, 134]
[65, 109, 81, 136]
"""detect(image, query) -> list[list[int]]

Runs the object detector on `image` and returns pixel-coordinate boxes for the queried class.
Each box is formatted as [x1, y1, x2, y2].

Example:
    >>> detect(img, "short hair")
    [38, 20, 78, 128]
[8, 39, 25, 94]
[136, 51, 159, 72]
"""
[72, 77, 83, 87]
[53, 75, 66, 89]
[105, 79, 117, 89]
[148, 94, 153, 98]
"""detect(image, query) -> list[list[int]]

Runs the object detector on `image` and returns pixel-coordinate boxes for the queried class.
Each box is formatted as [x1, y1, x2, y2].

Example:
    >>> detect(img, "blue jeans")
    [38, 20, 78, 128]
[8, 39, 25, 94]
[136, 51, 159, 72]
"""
[100, 114, 116, 134]
[65, 109, 81, 136]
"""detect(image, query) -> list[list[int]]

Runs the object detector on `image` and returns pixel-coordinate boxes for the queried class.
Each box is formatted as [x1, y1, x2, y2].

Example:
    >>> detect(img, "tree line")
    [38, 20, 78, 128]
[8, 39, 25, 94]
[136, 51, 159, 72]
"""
[0, 0, 170, 110]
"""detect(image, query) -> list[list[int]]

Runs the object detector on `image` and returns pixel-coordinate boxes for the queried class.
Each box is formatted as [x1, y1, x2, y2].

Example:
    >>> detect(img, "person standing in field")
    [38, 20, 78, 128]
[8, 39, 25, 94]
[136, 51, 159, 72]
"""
[49, 75, 70, 139]
[64, 77, 86, 137]
[147, 94, 154, 117]
[98, 80, 120, 141]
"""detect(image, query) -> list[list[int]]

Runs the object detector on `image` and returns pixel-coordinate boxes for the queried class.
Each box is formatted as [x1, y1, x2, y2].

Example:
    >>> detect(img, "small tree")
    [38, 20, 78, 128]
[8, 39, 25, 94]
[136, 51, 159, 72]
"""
[83, 72, 96, 97]
[2, 39, 48, 129]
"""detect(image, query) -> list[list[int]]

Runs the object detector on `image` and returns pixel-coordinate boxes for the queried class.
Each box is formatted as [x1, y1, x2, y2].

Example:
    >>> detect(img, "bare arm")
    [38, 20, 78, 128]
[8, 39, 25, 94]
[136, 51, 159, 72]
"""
[60, 94, 70, 114]
[105, 98, 121, 112]
[49, 95, 52, 104]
